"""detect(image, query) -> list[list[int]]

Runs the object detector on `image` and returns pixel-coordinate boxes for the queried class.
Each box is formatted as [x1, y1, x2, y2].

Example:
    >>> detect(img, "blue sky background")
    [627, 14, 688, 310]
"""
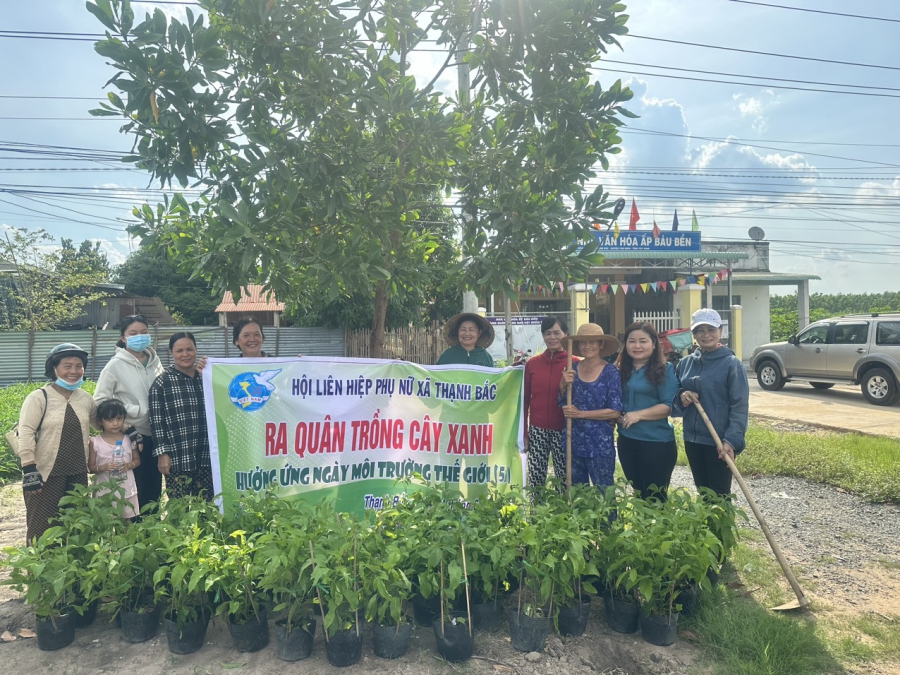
[1, 0, 898, 294]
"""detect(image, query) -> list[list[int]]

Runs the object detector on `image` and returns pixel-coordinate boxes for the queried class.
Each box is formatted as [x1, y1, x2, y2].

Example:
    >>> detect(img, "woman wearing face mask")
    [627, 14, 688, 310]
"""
[674, 308, 749, 497]
[94, 315, 164, 511]
[14, 344, 97, 543]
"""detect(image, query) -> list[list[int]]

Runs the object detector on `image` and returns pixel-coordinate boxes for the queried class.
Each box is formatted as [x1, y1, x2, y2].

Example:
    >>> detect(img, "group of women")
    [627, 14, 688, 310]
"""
[16, 307, 746, 543]
[14, 315, 270, 542]
[524, 308, 749, 501]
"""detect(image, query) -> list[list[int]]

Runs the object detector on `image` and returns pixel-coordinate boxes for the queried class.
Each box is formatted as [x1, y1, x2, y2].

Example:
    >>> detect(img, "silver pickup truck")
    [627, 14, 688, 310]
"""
[750, 314, 900, 406]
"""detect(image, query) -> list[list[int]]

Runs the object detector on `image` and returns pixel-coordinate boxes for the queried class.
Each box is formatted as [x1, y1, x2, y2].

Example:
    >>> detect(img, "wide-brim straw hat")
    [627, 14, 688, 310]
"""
[443, 313, 495, 349]
[565, 323, 620, 357]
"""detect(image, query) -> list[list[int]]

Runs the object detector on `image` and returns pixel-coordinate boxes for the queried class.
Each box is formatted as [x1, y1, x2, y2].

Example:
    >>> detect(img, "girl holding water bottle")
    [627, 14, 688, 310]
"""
[89, 399, 141, 519]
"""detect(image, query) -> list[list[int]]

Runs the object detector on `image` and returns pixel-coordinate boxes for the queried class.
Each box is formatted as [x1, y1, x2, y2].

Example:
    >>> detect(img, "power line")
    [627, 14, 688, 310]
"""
[620, 128, 900, 168]
[603, 59, 900, 93]
[729, 0, 900, 23]
[0, 95, 99, 100]
[627, 34, 900, 72]
[594, 65, 900, 100]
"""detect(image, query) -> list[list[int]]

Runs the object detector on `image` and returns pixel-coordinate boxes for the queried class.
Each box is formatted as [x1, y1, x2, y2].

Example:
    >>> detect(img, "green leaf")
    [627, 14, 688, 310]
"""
[86, 1, 117, 32]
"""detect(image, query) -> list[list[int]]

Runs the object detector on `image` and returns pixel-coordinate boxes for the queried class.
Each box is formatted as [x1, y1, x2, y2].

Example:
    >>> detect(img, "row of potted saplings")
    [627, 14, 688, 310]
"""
[1, 479, 741, 663]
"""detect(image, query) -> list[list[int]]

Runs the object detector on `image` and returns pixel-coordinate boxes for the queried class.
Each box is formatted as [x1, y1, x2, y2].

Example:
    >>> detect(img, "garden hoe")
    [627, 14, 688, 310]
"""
[693, 400, 810, 612]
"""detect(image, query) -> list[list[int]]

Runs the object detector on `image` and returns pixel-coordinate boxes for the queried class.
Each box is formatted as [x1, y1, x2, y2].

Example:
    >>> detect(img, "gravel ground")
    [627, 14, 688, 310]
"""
[669, 463, 900, 617]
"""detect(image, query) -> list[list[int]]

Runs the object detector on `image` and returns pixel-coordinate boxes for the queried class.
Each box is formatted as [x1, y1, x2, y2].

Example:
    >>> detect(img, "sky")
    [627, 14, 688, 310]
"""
[1, 0, 899, 295]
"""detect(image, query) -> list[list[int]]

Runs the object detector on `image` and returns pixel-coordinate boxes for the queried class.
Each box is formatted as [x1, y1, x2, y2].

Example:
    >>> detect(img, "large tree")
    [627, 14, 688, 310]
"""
[114, 244, 220, 325]
[88, 0, 632, 355]
[57, 238, 111, 281]
[0, 228, 107, 330]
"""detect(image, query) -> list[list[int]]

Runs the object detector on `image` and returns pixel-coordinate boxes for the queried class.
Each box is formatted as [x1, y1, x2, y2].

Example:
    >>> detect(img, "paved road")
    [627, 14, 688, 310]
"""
[748, 377, 900, 438]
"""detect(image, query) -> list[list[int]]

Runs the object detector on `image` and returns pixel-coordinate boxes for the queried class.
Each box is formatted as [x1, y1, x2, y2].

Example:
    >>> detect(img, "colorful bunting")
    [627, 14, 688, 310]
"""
[692, 209, 699, 232]
[629, 198, 640, 230]
[611, 284, 619, 294]
[672, 210, 680, 231]
[614, 221, 620, 239]
[652, 219, 660, 237]
[641, 283, 650, 293]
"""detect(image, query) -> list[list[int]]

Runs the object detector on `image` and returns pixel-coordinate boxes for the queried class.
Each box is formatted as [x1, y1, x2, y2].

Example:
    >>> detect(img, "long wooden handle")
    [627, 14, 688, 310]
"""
[566, 343, 573, 490]
[693, 400, 808, 607]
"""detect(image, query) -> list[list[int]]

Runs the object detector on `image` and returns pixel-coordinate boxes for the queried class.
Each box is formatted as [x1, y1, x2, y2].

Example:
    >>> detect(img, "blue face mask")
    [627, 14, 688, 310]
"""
[56, 377, 84, 391]
[125, 334, 152, 352]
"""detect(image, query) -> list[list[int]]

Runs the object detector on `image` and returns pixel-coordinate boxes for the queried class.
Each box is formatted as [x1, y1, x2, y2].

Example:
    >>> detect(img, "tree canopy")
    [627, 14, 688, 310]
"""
[113, 245, 220, 325]
[769, 292, 900, 341]
[0, 229, 107, 331]
[88, 0, 633, 355]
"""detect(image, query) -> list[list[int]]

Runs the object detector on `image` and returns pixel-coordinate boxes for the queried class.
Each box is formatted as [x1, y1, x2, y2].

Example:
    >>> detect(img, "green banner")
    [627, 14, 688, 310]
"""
[203, 357, 525, 513]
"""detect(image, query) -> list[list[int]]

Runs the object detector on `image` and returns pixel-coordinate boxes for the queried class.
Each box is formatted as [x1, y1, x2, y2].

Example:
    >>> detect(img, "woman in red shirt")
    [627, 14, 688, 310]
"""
[523, 316, 574, 491]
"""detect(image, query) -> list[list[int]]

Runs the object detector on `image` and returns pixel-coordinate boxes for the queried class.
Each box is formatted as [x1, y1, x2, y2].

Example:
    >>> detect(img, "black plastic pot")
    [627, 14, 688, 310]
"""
[433, 613, 474, 663]
[557, 595, 591, 637]
[71, 599, 99, 629]
[373, 621, 413, 659]
[164, 609, 210, 655]
[228, 607, 269, 652]
[508, 608, 550, 653]
[121, 604, 160, 643]
[601, 590, 640, 634]
[36, 613, 75, 651]
[471, 598, 505, 633]
[676, 583, 699, 617]
[640, 611, 679, 647]
[274, 618, 315, 662]
[412, 594, 441, 627]
[324, 628, 363, 667]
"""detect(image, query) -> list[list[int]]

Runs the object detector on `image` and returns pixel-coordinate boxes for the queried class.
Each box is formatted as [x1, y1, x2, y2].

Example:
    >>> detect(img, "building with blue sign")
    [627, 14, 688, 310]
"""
[489, 230, 818, 361]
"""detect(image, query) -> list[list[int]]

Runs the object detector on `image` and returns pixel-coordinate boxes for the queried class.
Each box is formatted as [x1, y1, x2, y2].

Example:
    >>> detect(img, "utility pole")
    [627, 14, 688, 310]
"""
[459, 4, 479, 316]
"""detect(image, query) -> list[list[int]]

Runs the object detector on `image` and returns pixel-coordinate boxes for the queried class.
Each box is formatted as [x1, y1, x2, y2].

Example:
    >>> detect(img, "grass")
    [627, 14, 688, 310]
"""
[738, 424, 900, 503]
[685, 585, 842, 675]
[684, 528, 900, 675]
[0, 380, 96, 483]
[672, 419, 900, 503]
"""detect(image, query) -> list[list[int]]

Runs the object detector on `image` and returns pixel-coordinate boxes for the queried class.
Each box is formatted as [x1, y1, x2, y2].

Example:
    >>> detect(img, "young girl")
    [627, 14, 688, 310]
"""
[89, 399, 141, 519]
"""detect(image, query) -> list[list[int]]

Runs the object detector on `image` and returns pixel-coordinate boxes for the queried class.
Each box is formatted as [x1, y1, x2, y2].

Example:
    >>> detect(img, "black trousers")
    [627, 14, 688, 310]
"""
[617, 435, 677, 501]
[134, 435, 163, 512]
[684, 440, 733, 497]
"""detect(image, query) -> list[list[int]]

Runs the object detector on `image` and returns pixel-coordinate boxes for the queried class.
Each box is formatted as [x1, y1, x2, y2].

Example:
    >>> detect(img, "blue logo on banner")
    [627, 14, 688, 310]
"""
[228, 370, 282, 412]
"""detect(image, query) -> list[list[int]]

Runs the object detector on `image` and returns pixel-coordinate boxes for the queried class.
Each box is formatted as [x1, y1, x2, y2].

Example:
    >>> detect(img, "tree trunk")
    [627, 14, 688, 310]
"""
[370, 280, 388, 359]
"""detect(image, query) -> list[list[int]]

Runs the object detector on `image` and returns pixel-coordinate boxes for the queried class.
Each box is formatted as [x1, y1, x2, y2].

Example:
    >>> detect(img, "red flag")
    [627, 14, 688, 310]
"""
[629, 198, 640, 230]
[652, 220, 660, 237]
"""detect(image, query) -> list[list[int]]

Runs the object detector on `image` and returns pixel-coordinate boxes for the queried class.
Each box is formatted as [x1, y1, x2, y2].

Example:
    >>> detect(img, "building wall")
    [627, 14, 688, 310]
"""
[712, 284, 770, 354]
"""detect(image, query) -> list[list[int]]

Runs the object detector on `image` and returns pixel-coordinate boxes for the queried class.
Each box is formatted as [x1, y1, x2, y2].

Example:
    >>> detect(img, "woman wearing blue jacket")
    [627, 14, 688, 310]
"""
[673, 308, 749, 496]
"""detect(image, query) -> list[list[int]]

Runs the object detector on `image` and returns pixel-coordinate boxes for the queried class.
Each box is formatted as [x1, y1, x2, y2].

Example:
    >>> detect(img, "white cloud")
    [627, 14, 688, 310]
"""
[733, 90, 779, 133]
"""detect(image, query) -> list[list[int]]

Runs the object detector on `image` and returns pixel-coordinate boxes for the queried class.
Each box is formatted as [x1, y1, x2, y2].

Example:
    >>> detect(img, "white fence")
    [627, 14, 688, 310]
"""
[632, 311, 681, 332]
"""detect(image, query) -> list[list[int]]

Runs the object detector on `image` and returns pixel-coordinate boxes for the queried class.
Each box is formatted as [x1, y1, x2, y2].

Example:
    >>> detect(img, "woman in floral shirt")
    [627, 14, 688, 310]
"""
[559, 324, 622, 488]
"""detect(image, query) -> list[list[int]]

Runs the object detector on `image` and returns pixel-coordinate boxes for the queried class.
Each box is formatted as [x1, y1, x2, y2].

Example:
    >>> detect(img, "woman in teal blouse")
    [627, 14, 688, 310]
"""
[437, 313, 495, 367]
[615, 322, 680, 501]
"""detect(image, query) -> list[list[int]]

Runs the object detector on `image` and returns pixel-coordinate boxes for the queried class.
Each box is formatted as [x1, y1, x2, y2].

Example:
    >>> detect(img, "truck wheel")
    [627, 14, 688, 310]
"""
[861, 368, 900, 406]
[810, 382, 834, 390]
[756, 361, 785, 391]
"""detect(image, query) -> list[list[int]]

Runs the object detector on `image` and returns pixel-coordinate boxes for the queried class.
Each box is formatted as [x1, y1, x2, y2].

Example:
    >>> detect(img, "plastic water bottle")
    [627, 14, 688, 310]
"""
[112, 440, 125, 479]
